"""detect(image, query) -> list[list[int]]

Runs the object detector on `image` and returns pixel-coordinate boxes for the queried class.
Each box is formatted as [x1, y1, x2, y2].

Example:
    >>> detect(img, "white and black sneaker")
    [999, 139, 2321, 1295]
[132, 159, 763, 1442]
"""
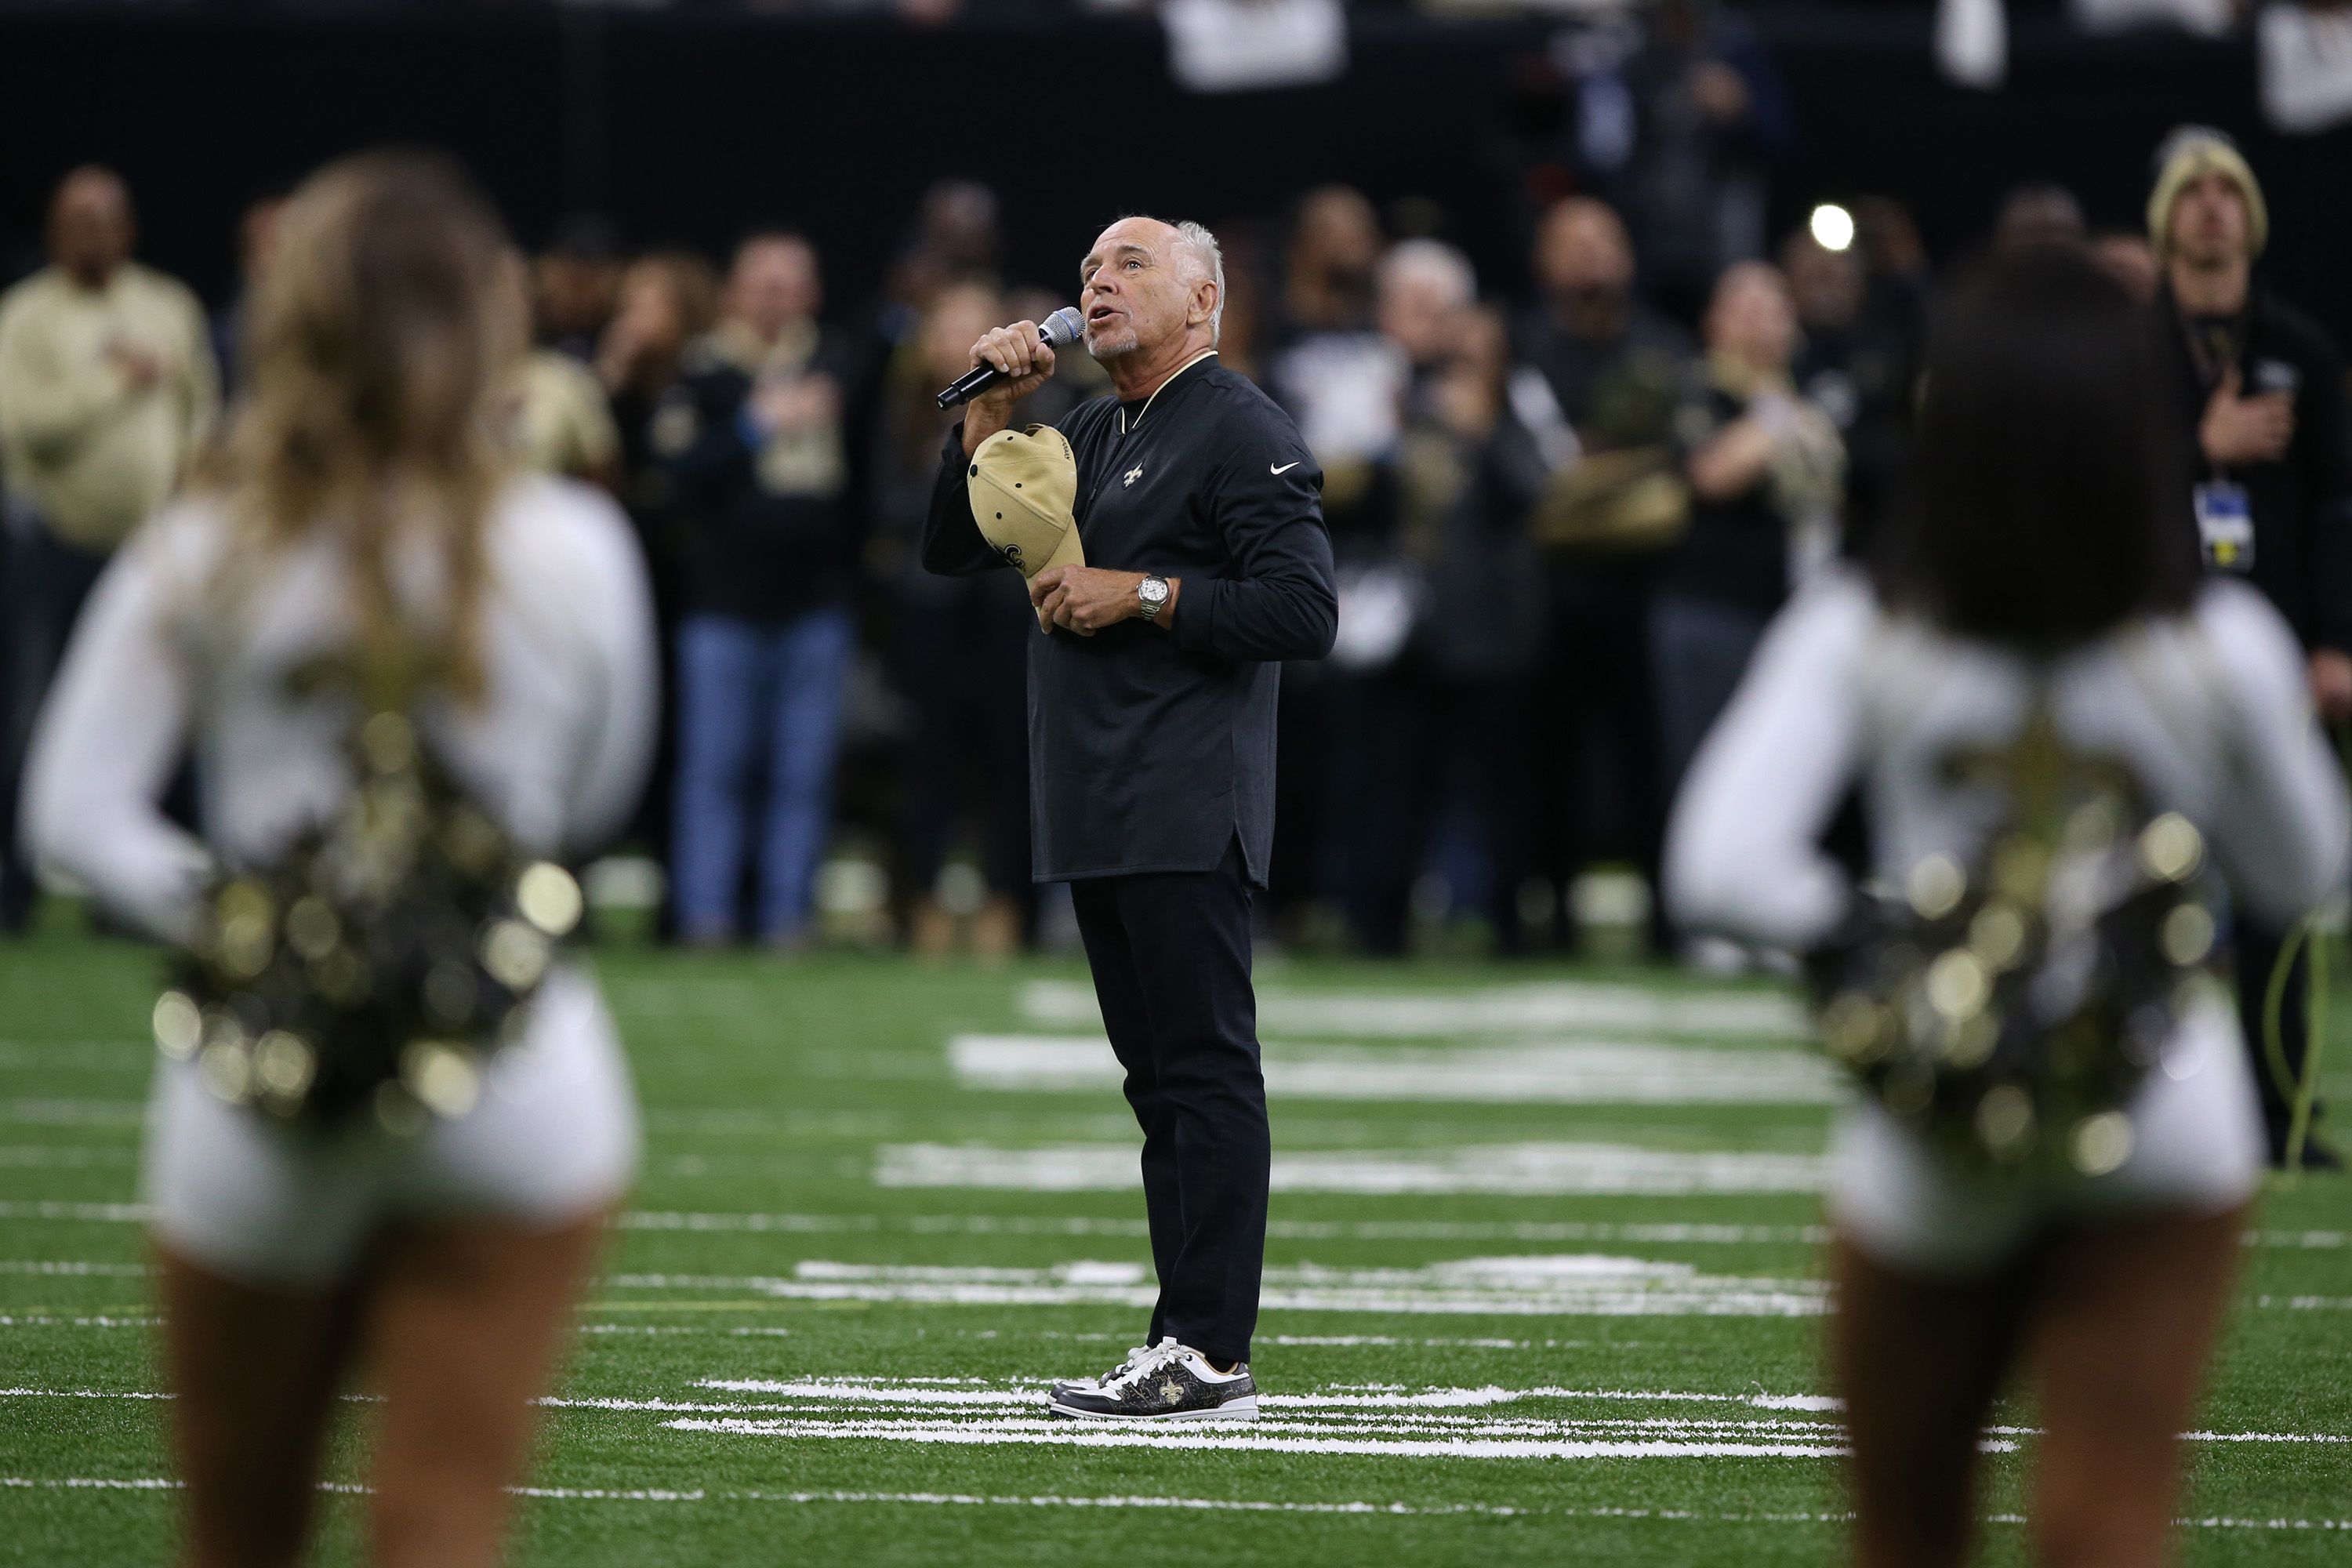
[1048, 1341, 1156, 1401]
[1045, 1337, 1258, 1421]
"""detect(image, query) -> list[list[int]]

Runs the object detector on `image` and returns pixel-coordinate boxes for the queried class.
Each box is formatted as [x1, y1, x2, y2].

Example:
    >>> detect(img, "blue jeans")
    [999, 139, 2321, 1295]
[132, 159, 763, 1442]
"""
[670, 607, 854, 942]
[1649, 593, 1774, 804]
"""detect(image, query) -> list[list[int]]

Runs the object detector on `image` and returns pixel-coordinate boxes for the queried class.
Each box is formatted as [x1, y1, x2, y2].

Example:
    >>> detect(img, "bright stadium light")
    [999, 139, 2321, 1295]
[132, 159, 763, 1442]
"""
[1809, 202, 1857, 253]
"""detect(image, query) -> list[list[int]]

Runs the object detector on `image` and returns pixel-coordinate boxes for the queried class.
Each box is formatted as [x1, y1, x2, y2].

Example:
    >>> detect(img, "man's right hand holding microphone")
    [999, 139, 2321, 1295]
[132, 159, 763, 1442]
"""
[959, 321, 1058, 456]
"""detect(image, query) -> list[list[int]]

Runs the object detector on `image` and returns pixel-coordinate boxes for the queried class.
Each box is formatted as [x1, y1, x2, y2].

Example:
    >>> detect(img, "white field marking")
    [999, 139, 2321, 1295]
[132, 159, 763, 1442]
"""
[0, 1475, 702, 1501]
[4, 1386, 2336, 1457]
[0, 1042, 149, 1070]
[1267, 1335, 1530, 1349]
[0, 1316, 158, 1328]
[876, 1142, 1829, 1196]
[0, 1201, 155, 1223]
[1019, 979, 1807, 1039]
[665, 1417, 1849, 1461]
[0, 1145, 136, 1168]
[0, 1259, 151, 1276]
[611, 1254, 1828, 1318]
[5, 1475, 2347, 1531]
[695, 1378, 1842, 1414]
[2254, 1295, 2352, 1311]
[952, 1035, 1838, 1105]
[0, 1099, 144, 1126]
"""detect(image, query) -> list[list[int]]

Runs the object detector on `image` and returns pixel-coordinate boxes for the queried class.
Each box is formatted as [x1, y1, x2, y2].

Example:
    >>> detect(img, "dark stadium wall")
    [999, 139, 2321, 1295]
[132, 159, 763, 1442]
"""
[2, 9, 2348, 343]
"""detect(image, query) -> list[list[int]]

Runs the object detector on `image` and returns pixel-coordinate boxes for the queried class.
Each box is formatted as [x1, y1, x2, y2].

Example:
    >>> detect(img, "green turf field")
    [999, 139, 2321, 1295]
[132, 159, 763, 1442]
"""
[2, 931, 2347, 1565]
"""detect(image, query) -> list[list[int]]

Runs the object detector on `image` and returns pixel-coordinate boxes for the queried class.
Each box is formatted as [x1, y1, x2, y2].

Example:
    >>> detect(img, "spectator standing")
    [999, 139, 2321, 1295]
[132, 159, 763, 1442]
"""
[210, 194, 283, 397]
[1507, 197, 1690, 949]
[2147, 126, 2352, 1169]
[870, 280, 1040, 957]
[599, 249, 721, 595]
[2092, 230, 2160, 305]
[664, 232, 864, 948]
[1264, 187, 1395, 930]
[1312, 240, 1461, 949]
[1357, 285, 1551, 951]
[1652, 262, 1842, 834]
[0, 166, 217, 931]
[593, 249, 721, 890]
[1584, 0, 1794, 325]
[1781, 225, 1915, 558]
[534, 212, 624, 362]
[877, 179, 1000, 350]
[1990, 181, 2088, 254]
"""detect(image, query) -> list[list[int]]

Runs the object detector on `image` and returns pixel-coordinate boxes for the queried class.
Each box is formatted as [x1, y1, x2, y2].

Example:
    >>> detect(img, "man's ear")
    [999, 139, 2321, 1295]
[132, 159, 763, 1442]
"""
[1189, 279, 1220, 331]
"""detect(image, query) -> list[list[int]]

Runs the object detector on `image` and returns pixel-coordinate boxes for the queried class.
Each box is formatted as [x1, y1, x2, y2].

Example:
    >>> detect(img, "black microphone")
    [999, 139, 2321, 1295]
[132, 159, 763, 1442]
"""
[936, 307, 1085, 411]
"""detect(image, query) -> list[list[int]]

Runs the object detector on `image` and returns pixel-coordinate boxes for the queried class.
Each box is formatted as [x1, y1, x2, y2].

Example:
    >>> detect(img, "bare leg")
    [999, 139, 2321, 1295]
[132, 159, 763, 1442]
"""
[362, 1211, 609, 1568]
[2027, 1206, 2246, 1568]
[155, 1245, 365, 1568]
[1831, 1235, 2039, 1568]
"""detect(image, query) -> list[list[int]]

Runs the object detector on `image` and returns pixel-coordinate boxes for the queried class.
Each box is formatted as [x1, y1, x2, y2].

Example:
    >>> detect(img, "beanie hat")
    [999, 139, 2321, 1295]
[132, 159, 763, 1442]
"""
[2147, 125, 2268, 260]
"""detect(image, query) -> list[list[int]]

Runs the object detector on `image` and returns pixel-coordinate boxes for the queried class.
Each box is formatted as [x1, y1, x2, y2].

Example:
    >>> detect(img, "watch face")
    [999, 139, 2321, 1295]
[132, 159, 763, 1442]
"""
[1139, 576, 1169, 606]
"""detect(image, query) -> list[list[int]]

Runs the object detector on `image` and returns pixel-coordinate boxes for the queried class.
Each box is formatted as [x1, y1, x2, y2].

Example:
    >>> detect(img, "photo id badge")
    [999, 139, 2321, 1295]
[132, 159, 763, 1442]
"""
[2194, 481, 2254, 572]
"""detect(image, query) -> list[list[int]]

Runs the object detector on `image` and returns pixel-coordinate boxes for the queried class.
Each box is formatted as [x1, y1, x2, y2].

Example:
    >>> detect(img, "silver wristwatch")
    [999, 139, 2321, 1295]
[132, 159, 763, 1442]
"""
[1137, 574, 1171, 621]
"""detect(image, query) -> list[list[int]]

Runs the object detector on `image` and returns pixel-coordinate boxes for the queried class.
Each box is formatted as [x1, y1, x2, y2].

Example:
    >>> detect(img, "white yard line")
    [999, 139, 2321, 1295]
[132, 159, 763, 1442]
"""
[0, 1101, 144, 1126]
[663, 1417, 1848, 1460]
[608, 1254, 1829, 1318]
[876, 1142, 1830, 1197]
[951, 1035, 1838, 1105]
[3, 1474, 2345, 1531]
[0, 1315, 158, 1328]
[1019, 980, 1806, 1039]
[0, 1259, 150, 1276]
[5, 1385, 2339, 1459]
[693, 1377, 1842, 1413]
[0, 1146, 136, 1168]
[0, 1044, 149, 1071]
[978, 1034, 1840, 1105]
[2252, 1295, 2352, 1311]
[0, 1201, 155, 1223]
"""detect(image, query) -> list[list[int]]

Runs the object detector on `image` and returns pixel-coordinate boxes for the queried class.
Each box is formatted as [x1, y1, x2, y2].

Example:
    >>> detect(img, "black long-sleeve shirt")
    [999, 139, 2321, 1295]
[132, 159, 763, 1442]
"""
[2155, 281, 2352, 653]
[923, 354, 1337, 884]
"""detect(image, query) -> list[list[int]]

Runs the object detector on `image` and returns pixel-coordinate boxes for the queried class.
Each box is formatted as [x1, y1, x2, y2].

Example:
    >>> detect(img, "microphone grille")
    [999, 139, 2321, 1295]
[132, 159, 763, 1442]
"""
[1040, 307, 1086, 347]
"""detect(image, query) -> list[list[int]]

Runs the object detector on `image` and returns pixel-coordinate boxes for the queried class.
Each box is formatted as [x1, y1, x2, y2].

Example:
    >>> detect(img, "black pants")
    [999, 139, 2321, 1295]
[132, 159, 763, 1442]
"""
[1069, 840, 1268, 1365]
[2236, 920, 2322, 1163]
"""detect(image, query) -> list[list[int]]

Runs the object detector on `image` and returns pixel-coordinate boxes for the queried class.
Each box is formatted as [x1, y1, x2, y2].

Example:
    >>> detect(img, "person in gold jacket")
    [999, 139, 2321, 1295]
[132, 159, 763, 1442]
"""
[0, 166, 218, 929]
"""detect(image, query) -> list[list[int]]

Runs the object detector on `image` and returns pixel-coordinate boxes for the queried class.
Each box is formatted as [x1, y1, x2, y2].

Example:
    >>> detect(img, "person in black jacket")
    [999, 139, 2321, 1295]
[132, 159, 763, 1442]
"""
[924, 216, 1336, 1420]
[664, 232, 866, 948]
[2148, 127, 2352, 1169]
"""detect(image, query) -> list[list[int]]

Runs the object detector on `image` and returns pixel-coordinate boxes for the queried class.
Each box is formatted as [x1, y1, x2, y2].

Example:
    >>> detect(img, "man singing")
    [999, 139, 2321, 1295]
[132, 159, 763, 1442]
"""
[923, 217, 1336, 1420]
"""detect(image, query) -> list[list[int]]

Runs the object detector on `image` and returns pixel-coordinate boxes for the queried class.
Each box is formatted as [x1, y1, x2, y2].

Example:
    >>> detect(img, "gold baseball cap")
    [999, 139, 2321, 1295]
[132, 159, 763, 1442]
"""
[968, 424, 1085, 579]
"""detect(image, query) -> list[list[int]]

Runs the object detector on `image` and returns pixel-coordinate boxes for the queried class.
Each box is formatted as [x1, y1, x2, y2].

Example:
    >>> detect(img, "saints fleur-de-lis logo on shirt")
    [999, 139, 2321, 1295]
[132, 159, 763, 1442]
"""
[1124, 465, 1145, 488]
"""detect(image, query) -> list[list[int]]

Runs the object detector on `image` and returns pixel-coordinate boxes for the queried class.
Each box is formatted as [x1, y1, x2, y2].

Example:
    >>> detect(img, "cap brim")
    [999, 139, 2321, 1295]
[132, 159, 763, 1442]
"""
[1038, 517, 1086, 577]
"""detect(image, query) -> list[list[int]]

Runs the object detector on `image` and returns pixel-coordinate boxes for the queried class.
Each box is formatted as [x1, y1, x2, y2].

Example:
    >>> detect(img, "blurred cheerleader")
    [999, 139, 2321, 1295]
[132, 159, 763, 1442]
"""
[1666, 247, 2347, 1564]
[24, 153, 654, 1566]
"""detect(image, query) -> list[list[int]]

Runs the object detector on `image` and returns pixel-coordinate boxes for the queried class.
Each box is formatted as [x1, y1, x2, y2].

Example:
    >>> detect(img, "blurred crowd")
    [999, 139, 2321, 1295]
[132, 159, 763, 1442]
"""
[2, 105, 2346, 962]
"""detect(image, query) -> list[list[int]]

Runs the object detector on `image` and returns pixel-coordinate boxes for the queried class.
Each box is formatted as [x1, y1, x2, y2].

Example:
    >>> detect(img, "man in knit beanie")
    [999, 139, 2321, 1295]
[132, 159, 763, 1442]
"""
[2149, 125, 2352, 1171]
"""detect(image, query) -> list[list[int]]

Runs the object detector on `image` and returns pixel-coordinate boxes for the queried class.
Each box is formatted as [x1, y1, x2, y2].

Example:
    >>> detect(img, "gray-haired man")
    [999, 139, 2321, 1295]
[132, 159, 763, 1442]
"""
[924, 216, 1338, 1418]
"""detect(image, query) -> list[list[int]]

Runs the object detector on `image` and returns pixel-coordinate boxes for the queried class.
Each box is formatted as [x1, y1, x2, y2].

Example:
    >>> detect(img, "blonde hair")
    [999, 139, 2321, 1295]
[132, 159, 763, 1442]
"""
[209, 151, 519, 705]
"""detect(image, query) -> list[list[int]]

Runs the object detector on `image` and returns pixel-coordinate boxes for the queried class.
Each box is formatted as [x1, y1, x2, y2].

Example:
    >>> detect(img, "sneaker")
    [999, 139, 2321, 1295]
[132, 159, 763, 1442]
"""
[1049, 1341, 1155, 1399]
[1045, 1337, 1258, 1421]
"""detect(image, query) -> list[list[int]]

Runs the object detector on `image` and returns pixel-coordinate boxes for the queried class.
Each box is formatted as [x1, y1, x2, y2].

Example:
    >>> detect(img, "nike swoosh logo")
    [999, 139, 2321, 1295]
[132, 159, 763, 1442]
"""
[1271, 462, 1301, 475]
